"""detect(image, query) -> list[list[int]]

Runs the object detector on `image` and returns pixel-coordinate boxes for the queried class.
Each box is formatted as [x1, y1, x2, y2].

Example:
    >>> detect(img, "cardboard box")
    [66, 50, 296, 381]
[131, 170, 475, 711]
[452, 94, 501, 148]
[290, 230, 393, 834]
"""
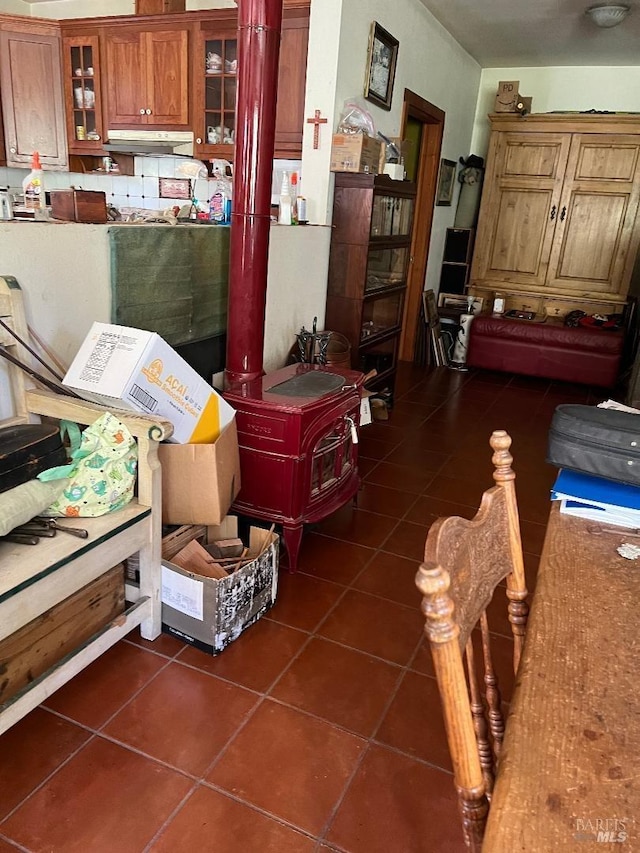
[63, 322, 236, 444]
[158, 419, 241, 525]
[161, 520, 279, 654]
[494, 80, 520, 112]
[330, 134, 383, 174]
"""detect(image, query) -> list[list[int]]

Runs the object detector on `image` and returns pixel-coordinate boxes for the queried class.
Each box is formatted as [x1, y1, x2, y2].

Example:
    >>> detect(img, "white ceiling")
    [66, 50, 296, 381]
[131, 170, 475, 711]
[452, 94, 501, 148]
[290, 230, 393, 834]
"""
[19, 0, 640, 67]
[419, 0, 639, 67]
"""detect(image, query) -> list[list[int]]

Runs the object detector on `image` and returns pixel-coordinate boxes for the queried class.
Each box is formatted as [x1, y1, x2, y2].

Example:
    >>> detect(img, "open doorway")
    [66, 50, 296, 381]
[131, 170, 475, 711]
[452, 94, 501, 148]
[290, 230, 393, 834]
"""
[398, 89, 445, 363]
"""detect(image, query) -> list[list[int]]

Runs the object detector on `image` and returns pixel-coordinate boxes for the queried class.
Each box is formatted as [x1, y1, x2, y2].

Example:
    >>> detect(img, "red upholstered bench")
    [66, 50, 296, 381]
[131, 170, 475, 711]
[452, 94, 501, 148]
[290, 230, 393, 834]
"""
[466, 315, 624, 387]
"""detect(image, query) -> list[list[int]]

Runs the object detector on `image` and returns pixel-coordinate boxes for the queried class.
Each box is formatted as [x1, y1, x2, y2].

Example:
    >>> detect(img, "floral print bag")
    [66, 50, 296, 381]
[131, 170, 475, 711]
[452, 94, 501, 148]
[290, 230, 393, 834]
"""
[37, 412, 137, 517]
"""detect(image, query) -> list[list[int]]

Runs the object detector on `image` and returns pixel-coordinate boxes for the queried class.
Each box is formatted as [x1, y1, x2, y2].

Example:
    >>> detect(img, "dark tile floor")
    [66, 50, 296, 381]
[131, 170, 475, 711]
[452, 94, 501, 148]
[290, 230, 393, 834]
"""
[0, 363, 605, 852]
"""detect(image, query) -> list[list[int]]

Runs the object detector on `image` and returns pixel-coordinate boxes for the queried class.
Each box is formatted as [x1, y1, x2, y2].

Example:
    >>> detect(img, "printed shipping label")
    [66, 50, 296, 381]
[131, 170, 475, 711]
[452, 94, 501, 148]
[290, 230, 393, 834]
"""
[162, 564, 204, 620]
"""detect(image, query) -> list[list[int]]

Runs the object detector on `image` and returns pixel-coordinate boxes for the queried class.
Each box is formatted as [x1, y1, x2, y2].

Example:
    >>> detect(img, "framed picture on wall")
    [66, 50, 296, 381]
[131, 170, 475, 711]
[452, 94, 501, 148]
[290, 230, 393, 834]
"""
[436, 159, 457, 206]
[363, 22, 399, 111]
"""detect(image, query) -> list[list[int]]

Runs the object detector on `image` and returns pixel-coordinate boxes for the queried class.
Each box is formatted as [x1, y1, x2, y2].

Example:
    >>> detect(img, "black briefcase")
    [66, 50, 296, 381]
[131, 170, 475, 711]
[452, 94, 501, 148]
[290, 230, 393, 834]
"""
[547, 404, 640, 486]
[0, 423, 67, 494]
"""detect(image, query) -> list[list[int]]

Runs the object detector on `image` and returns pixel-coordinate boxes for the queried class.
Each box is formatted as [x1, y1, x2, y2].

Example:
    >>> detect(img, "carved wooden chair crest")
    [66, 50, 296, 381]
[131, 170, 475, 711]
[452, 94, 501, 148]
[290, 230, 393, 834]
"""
[415, 430, 529, 851]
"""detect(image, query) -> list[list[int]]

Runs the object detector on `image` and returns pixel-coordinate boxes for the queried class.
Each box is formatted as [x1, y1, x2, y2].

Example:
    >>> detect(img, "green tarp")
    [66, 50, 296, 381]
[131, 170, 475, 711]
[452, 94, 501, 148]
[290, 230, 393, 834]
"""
[109, 225, 230, 346]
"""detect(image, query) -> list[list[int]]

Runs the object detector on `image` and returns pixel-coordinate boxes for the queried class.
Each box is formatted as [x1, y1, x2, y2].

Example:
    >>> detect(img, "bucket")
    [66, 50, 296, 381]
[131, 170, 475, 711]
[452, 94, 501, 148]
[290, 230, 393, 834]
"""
[325, 332, 351, 368]
[287, 330, 351, 369]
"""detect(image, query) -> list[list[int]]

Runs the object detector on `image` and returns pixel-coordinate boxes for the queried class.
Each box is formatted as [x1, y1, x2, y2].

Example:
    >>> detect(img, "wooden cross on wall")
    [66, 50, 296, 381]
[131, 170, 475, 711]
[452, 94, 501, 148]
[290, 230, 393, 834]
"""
[306, 109, 328, 149]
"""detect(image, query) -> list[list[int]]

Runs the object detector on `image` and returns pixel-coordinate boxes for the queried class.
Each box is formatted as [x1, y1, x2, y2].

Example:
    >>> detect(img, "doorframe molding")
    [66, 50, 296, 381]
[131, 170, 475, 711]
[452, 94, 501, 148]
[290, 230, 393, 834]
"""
[399, 89, 445, 362]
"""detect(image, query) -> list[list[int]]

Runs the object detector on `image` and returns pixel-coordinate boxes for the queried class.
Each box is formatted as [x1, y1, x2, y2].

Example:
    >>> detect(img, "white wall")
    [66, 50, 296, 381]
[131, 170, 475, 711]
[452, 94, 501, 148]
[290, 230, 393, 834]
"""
[472, 67, 640, 157]
[330, 0, 481, 295]
[0, 0, 29, 12]
[0, 221, 329, 376]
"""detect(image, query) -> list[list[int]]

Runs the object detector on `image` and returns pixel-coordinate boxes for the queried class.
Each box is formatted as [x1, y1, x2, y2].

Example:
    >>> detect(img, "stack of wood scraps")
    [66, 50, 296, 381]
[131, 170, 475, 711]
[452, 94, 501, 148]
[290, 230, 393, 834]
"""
[169, 524, 275, 579]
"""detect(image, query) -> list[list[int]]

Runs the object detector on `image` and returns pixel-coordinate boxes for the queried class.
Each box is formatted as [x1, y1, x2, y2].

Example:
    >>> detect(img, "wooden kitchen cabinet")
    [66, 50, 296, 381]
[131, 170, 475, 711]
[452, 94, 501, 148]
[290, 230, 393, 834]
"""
[325, 174, 416, 399]
[0, 17, 68, 169]
[0, 93, 5, 167]
[105, 26, 189, 127]
[192, 3, 309, 162]
[470, 113, 640, 313]
[274, 5, 309, 159]
[62, 34, 105, 154]
[192, 14, 237, 160]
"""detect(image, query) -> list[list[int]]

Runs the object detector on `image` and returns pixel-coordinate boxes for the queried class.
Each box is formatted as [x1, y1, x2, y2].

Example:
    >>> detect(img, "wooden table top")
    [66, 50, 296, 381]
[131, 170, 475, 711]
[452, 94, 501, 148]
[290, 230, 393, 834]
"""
[483, 503, 640, 850]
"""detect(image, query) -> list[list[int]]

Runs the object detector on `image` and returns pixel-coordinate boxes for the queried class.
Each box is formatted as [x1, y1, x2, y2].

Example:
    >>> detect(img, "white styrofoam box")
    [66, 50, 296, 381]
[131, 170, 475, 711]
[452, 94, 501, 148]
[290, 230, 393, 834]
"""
[383, 163, 406, 180]
[63, 322, 235, 444]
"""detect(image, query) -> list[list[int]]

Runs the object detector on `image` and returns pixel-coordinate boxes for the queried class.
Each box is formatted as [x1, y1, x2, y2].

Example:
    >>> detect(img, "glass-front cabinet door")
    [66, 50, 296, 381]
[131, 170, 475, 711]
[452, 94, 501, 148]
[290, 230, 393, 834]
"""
[370, 193, 415, 238]
[194, 20, 237, 160]
[62, 36, 104, 154]
[365, 246, 411, 293]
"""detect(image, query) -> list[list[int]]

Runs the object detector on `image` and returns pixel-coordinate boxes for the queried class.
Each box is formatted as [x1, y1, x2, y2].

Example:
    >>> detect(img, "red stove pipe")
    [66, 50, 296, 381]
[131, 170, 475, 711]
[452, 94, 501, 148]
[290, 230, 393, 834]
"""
[224, 0, 283, 386]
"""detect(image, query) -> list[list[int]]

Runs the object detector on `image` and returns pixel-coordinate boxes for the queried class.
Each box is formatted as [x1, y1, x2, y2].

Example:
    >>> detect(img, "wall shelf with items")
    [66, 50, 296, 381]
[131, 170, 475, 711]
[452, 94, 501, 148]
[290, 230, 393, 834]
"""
[325, 173, 417, 400]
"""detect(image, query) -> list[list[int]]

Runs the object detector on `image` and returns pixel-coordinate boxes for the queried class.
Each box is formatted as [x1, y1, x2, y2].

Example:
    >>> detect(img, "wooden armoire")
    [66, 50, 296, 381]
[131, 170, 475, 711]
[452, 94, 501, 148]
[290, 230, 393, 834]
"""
[469, 113, 640, 318]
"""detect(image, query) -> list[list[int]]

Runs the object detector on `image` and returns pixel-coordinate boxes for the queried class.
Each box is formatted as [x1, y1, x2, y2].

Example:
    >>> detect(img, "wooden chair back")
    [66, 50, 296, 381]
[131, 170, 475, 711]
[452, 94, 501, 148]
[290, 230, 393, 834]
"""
[415, 430, 529, 851]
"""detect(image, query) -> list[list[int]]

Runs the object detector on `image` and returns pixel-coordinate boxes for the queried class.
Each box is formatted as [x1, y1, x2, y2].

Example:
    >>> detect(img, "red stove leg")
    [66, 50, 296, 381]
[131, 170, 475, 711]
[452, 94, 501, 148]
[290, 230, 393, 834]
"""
[282, 522, 304, 573]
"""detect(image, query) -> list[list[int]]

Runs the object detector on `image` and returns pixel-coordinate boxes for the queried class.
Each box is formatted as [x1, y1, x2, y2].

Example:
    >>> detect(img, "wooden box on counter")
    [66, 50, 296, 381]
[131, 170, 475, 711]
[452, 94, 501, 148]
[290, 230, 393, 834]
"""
[50, 189, 107, 223]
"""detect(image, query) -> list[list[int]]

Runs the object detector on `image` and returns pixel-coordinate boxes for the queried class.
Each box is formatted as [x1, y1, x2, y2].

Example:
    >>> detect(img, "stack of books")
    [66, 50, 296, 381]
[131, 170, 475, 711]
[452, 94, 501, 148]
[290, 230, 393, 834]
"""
[552, 469, 640, 528]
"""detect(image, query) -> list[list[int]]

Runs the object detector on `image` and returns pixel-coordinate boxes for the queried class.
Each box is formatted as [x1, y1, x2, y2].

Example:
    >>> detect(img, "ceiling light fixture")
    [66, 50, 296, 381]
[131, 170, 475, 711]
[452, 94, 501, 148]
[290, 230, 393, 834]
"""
[585, 4, 630, 27]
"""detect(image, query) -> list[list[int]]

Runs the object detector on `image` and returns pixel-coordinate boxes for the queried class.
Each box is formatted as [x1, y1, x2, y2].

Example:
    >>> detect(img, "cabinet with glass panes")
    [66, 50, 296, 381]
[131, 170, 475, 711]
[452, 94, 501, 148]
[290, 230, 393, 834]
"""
[62, 34, 104, 154]
[325, 173, 416, 400]
[193, 16, 237, 160]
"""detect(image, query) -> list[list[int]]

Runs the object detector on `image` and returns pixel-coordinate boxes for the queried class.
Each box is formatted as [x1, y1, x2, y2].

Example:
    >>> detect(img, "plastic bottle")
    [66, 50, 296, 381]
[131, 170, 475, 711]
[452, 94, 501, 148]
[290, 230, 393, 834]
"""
[23, 152, 44, 211]
[209, 161, 233, 224]
[290, 172, 299, 225]
[278, 171, 292, 225]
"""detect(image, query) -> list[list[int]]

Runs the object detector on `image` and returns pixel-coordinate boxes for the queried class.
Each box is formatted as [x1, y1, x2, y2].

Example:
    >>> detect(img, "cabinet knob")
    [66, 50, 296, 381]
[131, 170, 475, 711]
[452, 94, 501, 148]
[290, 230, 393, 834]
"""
[196, 137, 202, 144]
[9, 147, 16, 154]
[139, 108, 146, 115]
[145, 108, 152, 115]
[560, 206, 567, 222]
[550, 205, 556, 221]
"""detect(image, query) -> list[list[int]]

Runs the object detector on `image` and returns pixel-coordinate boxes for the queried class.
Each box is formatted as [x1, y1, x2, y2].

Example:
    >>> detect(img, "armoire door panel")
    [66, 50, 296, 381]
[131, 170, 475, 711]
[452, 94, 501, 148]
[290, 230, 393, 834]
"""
[555, 193, 627, 283]
[502, 133, 569, 181]
[574, 138, 639, 182]
[488, 188, 554, 278]
[547, 133, 640, 295]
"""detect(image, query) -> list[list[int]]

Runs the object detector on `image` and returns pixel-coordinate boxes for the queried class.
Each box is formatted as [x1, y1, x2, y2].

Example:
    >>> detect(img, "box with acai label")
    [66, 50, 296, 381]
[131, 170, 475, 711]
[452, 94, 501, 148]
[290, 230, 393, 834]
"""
[63, 322, 235, 444]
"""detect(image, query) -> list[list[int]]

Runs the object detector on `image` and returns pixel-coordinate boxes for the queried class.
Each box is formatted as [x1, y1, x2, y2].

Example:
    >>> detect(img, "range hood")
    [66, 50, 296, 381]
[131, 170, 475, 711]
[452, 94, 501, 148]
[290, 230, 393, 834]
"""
[104, 129, 194, 156]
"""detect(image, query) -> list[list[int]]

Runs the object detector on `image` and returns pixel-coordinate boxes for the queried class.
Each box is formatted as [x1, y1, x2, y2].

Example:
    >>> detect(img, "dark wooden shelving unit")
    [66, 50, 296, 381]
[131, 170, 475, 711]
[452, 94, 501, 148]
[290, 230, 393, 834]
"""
[325, 173, 416, 401]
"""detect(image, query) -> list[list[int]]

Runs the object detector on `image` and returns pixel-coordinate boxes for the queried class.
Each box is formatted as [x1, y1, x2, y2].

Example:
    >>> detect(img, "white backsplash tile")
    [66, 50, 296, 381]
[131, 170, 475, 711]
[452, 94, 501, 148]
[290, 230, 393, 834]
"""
[137, 157, 160, 177]
[111, 175, 129, 195]
[158, 157, 178, 178]
[127, 176, 144, 197]
[142, 175, 160, 199]
[195, 178, 211, 203]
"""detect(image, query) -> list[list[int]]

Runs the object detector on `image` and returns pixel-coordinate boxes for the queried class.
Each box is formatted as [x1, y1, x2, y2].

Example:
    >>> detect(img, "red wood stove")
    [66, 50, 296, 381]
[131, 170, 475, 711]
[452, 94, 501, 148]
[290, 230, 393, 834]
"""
[224, 363, 363, 571]
[222, 0, 364, 570]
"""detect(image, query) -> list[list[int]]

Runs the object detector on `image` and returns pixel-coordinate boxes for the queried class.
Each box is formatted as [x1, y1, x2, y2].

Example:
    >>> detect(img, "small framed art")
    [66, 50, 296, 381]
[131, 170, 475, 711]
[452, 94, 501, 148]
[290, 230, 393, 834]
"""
[363, 22, 399, 111]
[436, 159, 457, 206]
